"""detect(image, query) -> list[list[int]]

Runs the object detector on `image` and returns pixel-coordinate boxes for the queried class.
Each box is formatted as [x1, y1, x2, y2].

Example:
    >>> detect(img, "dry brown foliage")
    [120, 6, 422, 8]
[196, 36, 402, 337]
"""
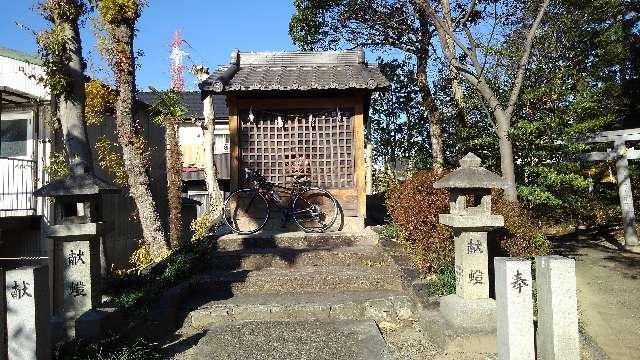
[386, 171, 551, 274]
[385, 171, 453, 272]
[492, 194, 552, 257]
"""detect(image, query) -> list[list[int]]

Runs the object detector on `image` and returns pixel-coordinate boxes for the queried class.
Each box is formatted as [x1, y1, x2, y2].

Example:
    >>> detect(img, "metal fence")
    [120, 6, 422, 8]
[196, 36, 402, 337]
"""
[0, 156, 37, 215]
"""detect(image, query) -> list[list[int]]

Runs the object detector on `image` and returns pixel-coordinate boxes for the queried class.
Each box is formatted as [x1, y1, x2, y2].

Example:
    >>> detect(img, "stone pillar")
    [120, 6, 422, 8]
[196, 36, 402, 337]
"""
[53, 237, 101, 338]
[454, 231, 489, 299]
[614, 140, 639, 248]
[535, 256, 579, 360]
[5, 266, 50, 360]
[495, 258, 534, 360]
[0, 267, 6, 360]
[60, 239, 100, 315]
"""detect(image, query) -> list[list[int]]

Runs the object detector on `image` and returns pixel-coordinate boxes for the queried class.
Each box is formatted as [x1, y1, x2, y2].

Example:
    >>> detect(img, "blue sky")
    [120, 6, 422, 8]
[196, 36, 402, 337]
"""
[1, 1, 300, 90]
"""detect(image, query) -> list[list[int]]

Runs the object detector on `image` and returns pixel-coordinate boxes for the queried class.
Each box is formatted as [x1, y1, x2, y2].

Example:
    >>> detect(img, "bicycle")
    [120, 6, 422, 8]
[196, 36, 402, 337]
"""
[223, 168, 339, 234]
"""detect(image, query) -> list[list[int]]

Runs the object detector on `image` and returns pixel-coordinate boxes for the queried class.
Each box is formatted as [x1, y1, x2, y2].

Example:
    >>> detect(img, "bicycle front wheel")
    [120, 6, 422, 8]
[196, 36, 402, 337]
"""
[291, 188, 338, 233]
[223, 189, 270, 234]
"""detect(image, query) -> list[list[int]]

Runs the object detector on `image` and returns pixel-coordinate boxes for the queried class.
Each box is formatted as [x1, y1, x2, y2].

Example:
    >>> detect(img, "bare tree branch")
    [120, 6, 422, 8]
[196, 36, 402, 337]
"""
[504, 0, 551, 121]
[453, 0, 477, 28]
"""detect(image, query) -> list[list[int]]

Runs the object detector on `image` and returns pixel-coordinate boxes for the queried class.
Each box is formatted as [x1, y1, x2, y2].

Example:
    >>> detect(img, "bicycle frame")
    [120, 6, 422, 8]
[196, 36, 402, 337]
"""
[225, 169, 338, 234]
[248, 182, 315, 219]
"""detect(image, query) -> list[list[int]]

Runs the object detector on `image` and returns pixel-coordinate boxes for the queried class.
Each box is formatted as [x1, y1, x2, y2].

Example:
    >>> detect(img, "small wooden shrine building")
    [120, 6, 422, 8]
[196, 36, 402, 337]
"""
[199, 48, 388, 222]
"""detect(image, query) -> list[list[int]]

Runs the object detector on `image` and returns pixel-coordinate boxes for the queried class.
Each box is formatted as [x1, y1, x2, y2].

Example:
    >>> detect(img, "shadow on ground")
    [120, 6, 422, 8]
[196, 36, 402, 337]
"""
[154, 200, 354, 356]
[548, 226, 640, 273]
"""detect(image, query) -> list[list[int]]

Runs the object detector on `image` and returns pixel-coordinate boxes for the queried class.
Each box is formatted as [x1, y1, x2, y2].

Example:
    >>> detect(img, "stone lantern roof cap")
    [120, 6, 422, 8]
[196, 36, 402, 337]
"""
[433, 153, 507, 189]
[34, 172, 120, 197]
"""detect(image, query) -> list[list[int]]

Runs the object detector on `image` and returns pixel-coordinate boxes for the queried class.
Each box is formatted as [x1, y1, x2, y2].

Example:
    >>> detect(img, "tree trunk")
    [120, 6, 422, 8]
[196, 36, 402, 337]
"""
[166, 118, 183, 247]
[202, 94, 224, 227]
[416, 54, 445, 172]
[440, 0, 468, 125]
[56, 19, 93, 174]
[494, 109, 518, 201]
[415, 5, 445, 172]
[112, 23, 168, 258]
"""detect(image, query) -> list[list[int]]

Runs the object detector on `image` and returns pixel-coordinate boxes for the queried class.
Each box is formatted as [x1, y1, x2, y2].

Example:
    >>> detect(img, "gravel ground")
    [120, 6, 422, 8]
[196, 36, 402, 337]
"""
[553, 229, 639, 360]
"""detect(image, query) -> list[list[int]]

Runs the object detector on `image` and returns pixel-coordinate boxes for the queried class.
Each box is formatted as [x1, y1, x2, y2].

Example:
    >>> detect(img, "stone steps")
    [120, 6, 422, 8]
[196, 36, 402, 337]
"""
[213, 230, 378, 251]
[189, 320, 394, 360]
[182, 290, 416, 329]
[208, 245, 390, 271]
[194, 265, 404, 295]
[177, 229, 414, 350]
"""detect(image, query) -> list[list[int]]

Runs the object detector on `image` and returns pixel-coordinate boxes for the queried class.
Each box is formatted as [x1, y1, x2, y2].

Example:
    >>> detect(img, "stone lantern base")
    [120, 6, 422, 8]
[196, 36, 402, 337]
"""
[625, 244, 640, 254]
[421, 295, 497, 353]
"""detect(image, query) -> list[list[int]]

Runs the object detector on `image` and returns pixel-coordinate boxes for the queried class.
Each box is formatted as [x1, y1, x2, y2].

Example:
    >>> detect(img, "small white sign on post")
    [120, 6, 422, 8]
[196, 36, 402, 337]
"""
[535, 256, 579, 360]
[495, 257, 535, 360]
[5, 266, 50, 360]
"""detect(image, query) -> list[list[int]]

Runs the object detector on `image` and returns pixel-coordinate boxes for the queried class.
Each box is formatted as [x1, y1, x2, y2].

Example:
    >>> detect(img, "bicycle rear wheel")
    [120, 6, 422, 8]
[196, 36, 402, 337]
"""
[291, 188, 338, 233]
[223, 189, 270, 234]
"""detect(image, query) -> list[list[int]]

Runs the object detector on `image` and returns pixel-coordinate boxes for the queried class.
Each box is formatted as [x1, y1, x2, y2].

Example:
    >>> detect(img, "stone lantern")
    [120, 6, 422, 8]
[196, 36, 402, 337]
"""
[34, 172, 118, 338]
[430, 153, 506, 349]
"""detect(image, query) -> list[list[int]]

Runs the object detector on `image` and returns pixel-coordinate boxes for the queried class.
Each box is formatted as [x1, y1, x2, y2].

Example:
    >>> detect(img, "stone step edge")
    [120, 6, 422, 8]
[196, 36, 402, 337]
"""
[213, 231, 379, 250]
[206, 249, 392, 271]
[217, 229, 379, 241]
[198, 264, 403, 281]
[183, 294, 417, 329]
[209, 244, 385, 256]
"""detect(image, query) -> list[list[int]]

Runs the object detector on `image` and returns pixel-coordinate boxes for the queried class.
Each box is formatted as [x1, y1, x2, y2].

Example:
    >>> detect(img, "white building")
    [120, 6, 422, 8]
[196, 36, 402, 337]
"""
[0, 46, 232, 269]
[0, 46, 53, 267]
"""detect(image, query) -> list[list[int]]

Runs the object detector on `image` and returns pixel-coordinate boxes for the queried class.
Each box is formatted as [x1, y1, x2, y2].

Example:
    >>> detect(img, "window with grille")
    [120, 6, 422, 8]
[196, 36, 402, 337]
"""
[238, 108, 354, 189]
[0, 118, 28, 157]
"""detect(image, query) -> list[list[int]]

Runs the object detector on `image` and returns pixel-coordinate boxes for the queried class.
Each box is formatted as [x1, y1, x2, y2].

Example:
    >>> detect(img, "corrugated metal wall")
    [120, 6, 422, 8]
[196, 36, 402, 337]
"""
[0, 56, 49, 99]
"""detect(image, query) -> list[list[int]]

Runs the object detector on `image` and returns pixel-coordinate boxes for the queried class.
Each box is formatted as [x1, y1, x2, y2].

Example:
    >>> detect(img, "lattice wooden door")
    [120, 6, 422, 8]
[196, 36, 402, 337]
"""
[238, 109, 354, 189]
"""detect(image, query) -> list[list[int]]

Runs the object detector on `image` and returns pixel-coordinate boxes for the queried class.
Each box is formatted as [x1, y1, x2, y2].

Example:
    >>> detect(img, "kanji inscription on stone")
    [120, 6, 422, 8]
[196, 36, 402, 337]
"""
[511, 270, 529, 294]
[67, 281, 87, 297]
[467, 239, 483, 254]
[10, 280, 33, 300]
[468, 270, 484, 285]
[66, 249, 86, 266]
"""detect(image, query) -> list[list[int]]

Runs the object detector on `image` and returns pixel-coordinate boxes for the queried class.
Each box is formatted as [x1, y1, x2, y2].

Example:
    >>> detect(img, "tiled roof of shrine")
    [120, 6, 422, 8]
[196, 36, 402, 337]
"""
[199, 48, 389, 93]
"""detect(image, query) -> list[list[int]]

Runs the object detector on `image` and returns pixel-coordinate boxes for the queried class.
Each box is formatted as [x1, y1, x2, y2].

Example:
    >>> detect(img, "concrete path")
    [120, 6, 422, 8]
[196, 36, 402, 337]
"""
[552, 228, 640, 360]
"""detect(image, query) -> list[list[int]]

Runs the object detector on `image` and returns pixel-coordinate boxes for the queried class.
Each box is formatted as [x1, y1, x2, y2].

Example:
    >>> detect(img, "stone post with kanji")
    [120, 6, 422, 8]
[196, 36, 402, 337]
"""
[34, 173, 118, 339]
[433, 153, 506, 331]
[5, 265, 51, 360]
[495, 257, 535, 359]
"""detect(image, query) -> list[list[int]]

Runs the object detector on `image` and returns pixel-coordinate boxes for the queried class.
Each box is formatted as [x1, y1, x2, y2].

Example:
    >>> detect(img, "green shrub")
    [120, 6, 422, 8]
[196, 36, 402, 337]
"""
[431, 261, 456, 296]
[102, 235, 216, 317]
[379, 220, 401, 240]
[55, 337, 161, 360]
